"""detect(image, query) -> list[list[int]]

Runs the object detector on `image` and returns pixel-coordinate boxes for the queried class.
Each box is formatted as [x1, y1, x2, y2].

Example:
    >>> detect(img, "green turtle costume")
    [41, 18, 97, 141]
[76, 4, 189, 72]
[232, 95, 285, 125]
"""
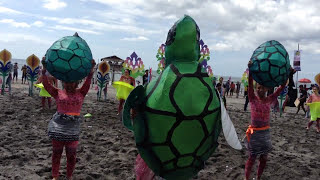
[249, 40, 291, 87]
[45, 32, 93, 82]
[123, 15, 241, 179]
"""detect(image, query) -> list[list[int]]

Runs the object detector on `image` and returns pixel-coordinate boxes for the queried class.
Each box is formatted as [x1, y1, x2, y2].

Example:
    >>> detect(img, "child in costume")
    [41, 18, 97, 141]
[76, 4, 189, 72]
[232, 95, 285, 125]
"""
[117, 69, 135, 115]
[42, 59, 95, 180]
[36, 71, 57, 109]
[306, 85, 320, 132]
[245, 61, 287, 180]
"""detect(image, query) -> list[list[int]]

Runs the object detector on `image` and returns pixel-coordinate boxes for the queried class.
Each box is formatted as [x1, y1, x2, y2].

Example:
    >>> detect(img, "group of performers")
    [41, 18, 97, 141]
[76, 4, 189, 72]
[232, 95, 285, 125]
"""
[2, 16, 319, 180]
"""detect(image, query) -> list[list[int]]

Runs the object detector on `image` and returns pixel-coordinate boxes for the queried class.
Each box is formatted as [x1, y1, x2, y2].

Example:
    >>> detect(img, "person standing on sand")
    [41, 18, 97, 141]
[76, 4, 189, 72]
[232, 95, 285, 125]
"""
[13, 63, 18, 83]
[117, 69, 135, 115]
[21, 65, 27, 84]
[6, 71, 12, 95]
[36, 68, 58, 109]
[244, 61, 287, 180]
[306, 86, 320, 132]
[225, 80, 230, 96]
[42, 59, 95, 180]
[296, 85, 307, 115]
[230, 82, 235, 96]
[282, 68, 296, 112]
[244, 84, 249, 111]
[236, 81, 240, 98]
[143, 69, 149, 86]
[216, 82, 226, 108]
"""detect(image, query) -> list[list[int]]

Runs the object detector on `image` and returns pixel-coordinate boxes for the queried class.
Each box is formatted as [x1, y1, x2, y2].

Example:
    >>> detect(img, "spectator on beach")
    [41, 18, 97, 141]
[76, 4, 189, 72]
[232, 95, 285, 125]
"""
[212, 78, 217, 88]
[244, 84, 249, 111]
[236, 81, 241, 98]
[225, 80, 230, 96]
[13, 63, 18, 83]
[296, 85, 307, 115]
[21, 65, 27, 84]
[282, 68, 296, 112]
[216, 82, 226, 108]
[6, 71, 12, 95]
[143, 70, 149, 86]
[230, 82, 235, 96]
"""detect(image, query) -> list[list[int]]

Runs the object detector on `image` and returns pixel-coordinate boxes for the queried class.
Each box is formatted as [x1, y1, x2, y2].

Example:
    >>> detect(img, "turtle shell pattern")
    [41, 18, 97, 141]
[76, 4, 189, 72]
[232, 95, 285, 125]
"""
[250, 40, 290, 87]
[135, 62, 222, 179]
[45, 35, 92, 82]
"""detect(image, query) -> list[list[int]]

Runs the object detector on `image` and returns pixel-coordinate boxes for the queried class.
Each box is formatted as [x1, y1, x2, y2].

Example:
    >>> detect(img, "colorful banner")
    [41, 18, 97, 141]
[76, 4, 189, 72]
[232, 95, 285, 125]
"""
[26, 54, 40, 96]
[0, 49, 12, 95]
[97, 61, 110, 101]
[293, 50, 301, 71]
[123, 52, 144, 78]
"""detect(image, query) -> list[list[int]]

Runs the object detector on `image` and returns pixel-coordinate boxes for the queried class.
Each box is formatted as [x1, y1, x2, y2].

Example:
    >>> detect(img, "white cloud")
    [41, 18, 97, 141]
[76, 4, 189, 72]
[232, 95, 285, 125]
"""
[43, 16, 161, 36]
[0, 6, 23, 14]
[120, 36, 149, 41]
[50, 25, 102, 35]
[0, 19, 30, 28]
[43, 0, 67, 10]
[0, 32, 52, 45]
[32, 21, 45, 27]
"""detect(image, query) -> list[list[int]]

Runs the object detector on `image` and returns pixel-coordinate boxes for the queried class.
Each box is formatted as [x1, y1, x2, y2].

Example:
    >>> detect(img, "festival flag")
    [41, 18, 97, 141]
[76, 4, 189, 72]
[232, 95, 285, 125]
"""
[293, 50, 301, 71]
[0, 49, 12, 95]
[123, 52, 145, 78]
[26, 54, 40, 96]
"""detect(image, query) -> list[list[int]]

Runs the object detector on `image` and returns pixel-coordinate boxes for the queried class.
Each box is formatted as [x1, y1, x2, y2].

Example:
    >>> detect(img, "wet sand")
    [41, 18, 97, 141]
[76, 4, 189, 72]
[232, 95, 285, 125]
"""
[0, 82, 319, 179]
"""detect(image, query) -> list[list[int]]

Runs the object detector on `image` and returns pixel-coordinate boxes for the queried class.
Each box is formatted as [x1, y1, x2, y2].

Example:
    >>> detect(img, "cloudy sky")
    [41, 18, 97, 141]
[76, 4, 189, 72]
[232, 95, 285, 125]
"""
[0, 0, 319, 80]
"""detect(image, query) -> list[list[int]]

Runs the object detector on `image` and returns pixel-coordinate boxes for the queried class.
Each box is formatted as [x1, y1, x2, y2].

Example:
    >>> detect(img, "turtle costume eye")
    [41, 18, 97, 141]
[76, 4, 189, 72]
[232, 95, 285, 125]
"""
[165, 22, 177, 46]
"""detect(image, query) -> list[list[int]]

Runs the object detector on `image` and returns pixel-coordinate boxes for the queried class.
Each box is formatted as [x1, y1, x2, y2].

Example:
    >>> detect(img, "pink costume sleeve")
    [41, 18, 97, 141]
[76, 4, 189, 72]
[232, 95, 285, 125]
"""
[42, 74, 58, 98]
[79, 72, 93, 97]
[267, 84, 286, 102]
[248, 73, 255, 101]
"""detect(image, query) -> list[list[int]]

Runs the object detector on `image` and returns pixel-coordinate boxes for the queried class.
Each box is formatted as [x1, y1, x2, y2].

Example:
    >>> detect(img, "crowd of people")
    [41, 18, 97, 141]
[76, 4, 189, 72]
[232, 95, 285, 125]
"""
[2, 59, 319, 180]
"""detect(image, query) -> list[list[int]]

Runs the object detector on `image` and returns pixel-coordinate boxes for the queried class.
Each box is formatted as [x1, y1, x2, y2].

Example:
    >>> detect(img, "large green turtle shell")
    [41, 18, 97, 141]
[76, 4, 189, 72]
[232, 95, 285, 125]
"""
[135, 62, 222, 180]
[249, 40, 290, 87]
[45, 34, 92, 82]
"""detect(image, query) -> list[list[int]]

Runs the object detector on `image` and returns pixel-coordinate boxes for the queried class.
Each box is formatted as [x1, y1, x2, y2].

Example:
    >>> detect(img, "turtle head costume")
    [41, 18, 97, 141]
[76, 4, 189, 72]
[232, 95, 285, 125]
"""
[165, 15, 200, 66]
[122, 15, 243, 180]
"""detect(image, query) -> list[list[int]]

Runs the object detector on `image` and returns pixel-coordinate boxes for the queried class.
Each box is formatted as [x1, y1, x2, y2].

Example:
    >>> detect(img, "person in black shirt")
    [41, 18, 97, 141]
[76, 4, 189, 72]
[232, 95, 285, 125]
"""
[142, 70, 149, 85]
[296, 85, 307, 114]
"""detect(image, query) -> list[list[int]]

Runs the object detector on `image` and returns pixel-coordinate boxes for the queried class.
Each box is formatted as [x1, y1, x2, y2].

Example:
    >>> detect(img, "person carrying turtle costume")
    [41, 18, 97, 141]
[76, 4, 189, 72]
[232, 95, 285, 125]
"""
[116, 69, 135, 115]
[42, 59, 96, 180]
[123, 15, 241, 180]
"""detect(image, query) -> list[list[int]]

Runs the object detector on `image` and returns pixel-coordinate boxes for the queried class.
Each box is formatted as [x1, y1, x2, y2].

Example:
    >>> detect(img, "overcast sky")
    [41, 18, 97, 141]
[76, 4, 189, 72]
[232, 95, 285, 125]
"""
[0, 0, 319, 80]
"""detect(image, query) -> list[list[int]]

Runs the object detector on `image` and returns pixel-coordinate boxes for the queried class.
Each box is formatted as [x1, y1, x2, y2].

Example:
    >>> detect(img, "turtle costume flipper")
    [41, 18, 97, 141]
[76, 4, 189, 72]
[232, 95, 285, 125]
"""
[122, 85, 146, 131]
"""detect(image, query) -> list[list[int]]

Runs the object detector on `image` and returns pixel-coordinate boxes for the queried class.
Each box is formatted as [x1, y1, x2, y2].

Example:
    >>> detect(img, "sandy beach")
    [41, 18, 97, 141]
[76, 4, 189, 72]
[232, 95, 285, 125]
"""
[0, 82, 319, 180]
